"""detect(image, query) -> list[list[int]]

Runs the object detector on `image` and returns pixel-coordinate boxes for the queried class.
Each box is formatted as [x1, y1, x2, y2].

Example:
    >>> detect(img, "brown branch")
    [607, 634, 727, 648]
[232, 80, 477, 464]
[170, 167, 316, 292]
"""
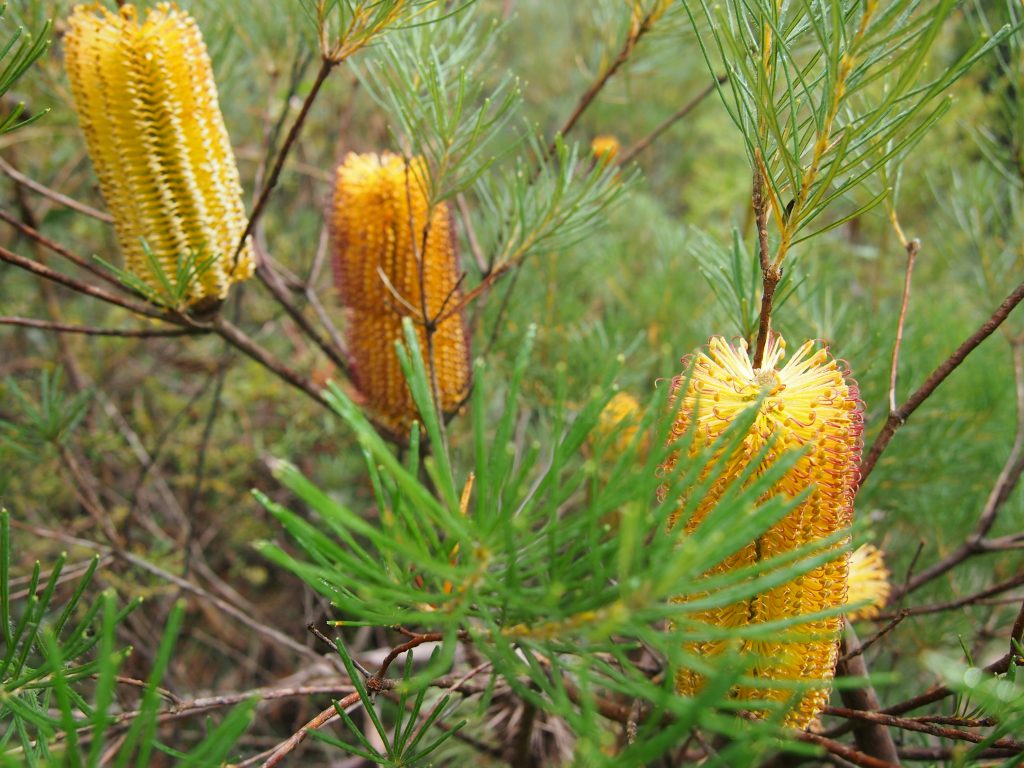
[880, 597, 1024, 717]
[231, 57, 337, 272]
[860, 279, 1024, 487]
[209, 315, 328, 406]
[886, 342, 1024, 600]
[0, 243, 169, 320]
[0, 316, 201, 338]
[752, 159, 778, 368]
[835, 624, 900, 765]
[0, 157, 113, 223]
[257, 693, 361, 768]
[877, 572, 1024, 621]
[838, 610, 908, 663]
[793, 731, 899, 768]
[617, 75, 727, 166]
[546, 3, 666, 158]
[0, 208, 127, 291]
[825, 707, 1024, 752]
[253, 255, 351, 377]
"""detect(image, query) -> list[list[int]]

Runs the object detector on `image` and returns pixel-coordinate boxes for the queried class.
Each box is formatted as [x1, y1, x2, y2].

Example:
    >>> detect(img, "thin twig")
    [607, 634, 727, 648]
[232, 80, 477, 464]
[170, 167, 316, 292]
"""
[0, 156, 113, 222]
[257, 694, 361, 768]
[456, 193, 487, 273]
[0, 316, 201, 338]
[0, 208, 128, 292]
[888, 237, 920, 413]
[231, 58, 337, 272]
[547, 3, 666, 158]
[825, 707, 1024, 752]
[0, 243, 169, 320]
[837, 610, 908, 664]
[617, 75, 727, 165]
[876, 572, 1024, 620]
[879, 598, 1024, 717]
[860, 280, 1024, 487]
[9, 520, 331, 666]
[253, 246, 351, 377]
[752, 158, 777, 367]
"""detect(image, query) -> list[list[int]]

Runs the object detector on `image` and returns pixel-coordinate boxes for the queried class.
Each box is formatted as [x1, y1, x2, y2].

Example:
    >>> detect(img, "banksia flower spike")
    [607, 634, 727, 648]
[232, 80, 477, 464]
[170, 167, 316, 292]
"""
[663, 334, 862, 729]
[64, 3, 253, 309]
[846, 544, 891, 621]
[593, 391, 647, 459]
[331, 152, 471, 437]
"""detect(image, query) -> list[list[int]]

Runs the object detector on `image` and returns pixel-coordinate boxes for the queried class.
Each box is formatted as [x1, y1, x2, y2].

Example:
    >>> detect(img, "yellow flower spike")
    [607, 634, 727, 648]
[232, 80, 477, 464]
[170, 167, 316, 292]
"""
[330, 152, 471, 438]
[64, 3, 254, 309]
[593, 391, 647, 459]
[662, 334, 863, 729]
[846, 544, 891, 621]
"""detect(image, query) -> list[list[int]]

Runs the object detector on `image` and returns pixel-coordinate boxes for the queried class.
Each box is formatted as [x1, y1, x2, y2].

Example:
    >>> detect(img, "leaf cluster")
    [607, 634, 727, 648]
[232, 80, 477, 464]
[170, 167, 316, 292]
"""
[256, 320, 857, 764]
[0, 511, 254, 766]
[687, 0, 1012, 252]
[0, 4, 50, 135]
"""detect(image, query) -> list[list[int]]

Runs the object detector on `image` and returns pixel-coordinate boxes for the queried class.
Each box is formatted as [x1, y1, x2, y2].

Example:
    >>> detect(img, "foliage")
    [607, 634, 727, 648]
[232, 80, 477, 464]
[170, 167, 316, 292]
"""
[0, 510, 256, 765]
[1, 0, 1023, 766]
[0, 3, 49, 134]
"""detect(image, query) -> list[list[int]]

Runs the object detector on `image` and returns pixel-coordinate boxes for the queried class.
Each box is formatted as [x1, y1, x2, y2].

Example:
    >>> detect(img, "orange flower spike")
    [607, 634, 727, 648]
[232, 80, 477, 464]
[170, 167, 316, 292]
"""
[64, 3, 253, 308]
[664, 334, 863, 729]
[331, 152, 471, 437]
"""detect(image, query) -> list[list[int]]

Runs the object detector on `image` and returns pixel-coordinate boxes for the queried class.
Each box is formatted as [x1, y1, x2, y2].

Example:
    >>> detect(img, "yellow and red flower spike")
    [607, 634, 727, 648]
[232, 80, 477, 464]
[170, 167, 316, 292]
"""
[64, 3, 253, 308]
[663, 334, 863, 729]
[330, 152, 471, 437]
[846, 544, 891, 621]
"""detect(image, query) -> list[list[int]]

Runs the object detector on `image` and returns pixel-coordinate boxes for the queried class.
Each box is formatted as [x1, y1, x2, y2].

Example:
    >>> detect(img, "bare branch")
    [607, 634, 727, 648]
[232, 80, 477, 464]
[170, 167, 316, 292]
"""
[860, 280, 1024, 487]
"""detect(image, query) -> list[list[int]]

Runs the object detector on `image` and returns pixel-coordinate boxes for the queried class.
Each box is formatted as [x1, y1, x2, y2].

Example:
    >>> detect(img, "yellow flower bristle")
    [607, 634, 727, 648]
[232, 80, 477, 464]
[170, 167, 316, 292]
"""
[663, 334, 863, 729]
[846, 544, 890, 621]
[330, 152, 471, 436]
[64, 3, 253, 308]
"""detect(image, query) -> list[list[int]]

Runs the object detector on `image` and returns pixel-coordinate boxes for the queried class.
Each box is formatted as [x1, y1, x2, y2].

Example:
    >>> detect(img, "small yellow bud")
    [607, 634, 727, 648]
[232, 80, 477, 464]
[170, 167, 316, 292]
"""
[591, 134, 621, 163]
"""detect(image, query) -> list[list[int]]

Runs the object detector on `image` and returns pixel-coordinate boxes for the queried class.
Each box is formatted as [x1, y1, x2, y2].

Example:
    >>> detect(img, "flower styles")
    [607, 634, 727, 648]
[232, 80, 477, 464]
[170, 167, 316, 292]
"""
[663, 334, 863, 729]
[330, 152, 471, 437]
[64, 3, 253, 309]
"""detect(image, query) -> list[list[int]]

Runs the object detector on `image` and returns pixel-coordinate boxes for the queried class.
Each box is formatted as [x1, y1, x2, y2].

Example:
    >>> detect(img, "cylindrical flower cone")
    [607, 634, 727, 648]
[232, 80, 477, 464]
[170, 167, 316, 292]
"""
[846, 544, 890, 621]
[330, 152, 471, 437]
[663, 334, 863, 729]
[64, 3, 253, 309]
